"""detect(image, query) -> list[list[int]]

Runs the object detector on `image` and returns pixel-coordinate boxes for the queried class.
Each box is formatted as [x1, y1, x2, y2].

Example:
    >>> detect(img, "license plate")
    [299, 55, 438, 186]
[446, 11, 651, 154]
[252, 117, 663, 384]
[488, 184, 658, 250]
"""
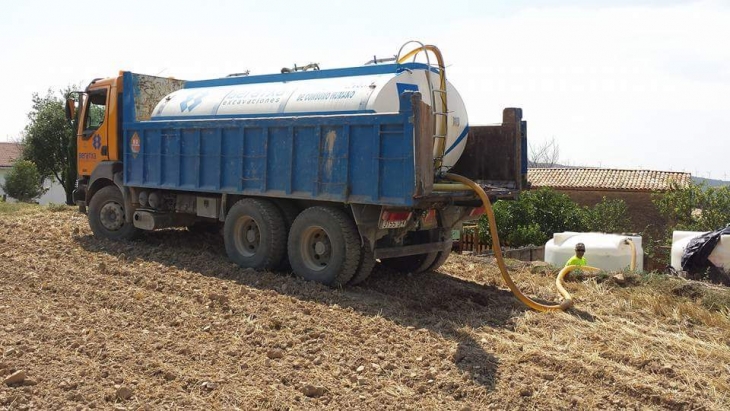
[379, 220, 407, 229]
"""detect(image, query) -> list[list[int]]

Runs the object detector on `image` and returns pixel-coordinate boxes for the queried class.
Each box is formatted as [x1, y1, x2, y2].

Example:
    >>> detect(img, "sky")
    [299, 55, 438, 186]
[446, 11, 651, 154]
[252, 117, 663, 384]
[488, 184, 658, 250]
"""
[1, 0, 728, 179]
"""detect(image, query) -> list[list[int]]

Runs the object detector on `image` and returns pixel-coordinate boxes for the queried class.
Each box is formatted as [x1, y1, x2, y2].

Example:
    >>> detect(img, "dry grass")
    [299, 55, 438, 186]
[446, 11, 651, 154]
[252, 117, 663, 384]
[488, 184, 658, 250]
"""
[0, 202, 36, 215]
[1, 206, 729, 410]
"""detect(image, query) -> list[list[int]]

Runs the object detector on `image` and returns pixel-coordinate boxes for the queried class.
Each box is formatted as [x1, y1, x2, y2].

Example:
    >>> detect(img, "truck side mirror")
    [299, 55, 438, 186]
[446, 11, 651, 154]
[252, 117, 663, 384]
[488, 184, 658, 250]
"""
[65, 97, 76, 124]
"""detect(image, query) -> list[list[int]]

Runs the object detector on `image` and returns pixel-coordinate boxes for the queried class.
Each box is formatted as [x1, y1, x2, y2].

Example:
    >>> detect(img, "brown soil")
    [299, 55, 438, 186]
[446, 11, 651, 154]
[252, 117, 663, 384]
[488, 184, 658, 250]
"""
[1, 205, 729, 410]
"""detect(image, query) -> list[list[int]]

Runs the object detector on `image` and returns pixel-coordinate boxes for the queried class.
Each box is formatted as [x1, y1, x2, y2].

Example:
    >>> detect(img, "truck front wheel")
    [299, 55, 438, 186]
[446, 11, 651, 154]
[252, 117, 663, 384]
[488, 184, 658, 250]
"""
[88, 185, 139, 241]
[224, 198, 287, 271]
[288, 207, 361, 287]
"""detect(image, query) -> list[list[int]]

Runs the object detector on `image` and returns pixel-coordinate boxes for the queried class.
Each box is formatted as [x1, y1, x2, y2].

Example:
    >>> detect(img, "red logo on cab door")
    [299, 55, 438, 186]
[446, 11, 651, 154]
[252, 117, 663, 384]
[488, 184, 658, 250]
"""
[130, 132, 141, 157]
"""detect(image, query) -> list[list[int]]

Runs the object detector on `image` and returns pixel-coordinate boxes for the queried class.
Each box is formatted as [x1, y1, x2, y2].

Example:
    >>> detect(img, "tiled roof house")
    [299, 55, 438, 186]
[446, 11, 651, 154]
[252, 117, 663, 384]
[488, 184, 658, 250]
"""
[0, 142, 66, 205]
[0, 142, 22, 169]
[527, 168, 691, 255]
[528, 168, 691, 192]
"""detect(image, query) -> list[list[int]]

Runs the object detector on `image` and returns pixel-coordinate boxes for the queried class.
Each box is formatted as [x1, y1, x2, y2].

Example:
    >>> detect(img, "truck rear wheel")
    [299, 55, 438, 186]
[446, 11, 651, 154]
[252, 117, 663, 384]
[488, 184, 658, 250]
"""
[288, 207, 361, 287]
[425, 240, 453, 272]
[88, 185, 139, 241]
[224, 198, 286, 270]
[273, 200, 300, 271]
[349, 242, 376, 285]
[380, 252, 438, 274]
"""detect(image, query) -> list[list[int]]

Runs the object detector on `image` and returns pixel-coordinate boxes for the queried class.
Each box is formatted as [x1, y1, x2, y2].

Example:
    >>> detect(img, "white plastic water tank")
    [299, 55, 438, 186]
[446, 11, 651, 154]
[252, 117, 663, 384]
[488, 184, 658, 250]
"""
[670, 231, 730, 272]
[545, 232, 643, 271]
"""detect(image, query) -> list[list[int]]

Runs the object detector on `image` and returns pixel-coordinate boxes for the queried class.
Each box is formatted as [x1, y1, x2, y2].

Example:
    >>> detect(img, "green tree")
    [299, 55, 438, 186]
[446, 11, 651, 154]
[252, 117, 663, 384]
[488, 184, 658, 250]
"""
[0, 160, 47, 203]
[584, 197, 633, 233]
[22, 88, 77, 205]
[653, 182, 730, 231]
[477, 189, 632, 248]
[478, 188, 588, 247]
[649, 182, 730, 279]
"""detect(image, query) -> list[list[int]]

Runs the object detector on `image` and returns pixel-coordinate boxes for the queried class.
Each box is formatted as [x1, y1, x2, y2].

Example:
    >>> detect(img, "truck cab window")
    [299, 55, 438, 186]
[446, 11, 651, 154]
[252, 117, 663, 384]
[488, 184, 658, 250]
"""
[84, 91, 107, 132]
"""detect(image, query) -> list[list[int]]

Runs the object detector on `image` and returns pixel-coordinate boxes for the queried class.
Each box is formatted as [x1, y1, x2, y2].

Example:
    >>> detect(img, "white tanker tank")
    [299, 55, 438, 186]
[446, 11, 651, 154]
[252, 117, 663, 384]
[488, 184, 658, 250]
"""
[151, 62, 470, 169]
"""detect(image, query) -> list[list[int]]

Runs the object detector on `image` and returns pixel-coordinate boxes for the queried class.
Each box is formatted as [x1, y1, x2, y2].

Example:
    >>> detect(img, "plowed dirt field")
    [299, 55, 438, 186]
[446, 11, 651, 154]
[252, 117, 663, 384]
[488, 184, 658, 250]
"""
[1, 205, 729, 410]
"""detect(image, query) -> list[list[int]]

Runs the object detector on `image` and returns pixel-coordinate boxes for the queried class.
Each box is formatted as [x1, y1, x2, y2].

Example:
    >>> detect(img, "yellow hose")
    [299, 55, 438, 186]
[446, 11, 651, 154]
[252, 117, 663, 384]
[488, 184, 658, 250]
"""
[432, 183, 472, 191]
[397, 44, 449, 172]
[555, 239, 635, 308]
[445, 173, 637, 312]
[554, 264, 601, 309]
[626, 238, 636, 271]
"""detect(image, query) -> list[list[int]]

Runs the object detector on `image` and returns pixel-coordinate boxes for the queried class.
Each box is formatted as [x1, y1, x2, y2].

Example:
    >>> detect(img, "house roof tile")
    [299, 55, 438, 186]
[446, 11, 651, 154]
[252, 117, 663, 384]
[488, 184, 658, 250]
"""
[527, 168, 691, 191]
[0, 142, 22, 168]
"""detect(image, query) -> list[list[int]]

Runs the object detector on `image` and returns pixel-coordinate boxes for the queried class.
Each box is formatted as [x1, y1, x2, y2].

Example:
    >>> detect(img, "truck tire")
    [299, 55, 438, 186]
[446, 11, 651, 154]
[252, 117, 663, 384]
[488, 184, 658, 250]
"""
[349, 241, 376, 285]
[380, 252, 438, 274]
[274, 200, 300, 229]
[425, 240, 453, 272]
[88, 185, 139, 241]
[288, 206, 361, 287]
[273, 200, 300, 271]
[224, 198, 287, 271]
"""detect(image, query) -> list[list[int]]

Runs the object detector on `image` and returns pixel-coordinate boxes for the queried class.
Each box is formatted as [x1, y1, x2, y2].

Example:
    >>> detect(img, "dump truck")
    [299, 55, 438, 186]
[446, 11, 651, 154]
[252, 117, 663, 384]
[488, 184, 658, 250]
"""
[67, 44, 526, 286]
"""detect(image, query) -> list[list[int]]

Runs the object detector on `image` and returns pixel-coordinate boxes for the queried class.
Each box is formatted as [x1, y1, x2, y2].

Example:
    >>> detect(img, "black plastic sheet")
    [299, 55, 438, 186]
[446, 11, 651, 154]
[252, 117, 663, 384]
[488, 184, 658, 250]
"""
[681, 226, 730, 285]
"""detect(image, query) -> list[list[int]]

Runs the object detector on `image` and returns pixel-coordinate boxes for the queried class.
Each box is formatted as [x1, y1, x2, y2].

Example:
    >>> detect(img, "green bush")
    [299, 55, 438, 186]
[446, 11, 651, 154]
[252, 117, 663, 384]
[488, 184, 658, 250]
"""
[653, 182, 730, 231]
[477, 188, 632, 248]
[510, 222, 544, 247]
[0, 160, 47, 203]
[645, 183, 730, 269]
[584, 197, 633, 233]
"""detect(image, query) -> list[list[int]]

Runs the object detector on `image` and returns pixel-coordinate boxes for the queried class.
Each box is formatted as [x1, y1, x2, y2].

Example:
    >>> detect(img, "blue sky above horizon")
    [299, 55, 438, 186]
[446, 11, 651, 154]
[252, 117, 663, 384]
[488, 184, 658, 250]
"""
[1, 0, 728, 179]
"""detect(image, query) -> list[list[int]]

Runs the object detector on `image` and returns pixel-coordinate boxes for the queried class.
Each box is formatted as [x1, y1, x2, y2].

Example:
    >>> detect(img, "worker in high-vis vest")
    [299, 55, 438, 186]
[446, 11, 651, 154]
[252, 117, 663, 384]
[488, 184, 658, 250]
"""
[565, 243, 587, 266]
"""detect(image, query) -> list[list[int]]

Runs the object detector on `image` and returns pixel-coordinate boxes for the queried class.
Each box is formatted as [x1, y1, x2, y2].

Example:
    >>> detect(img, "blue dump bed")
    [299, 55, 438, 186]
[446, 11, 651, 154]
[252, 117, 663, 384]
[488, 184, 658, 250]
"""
[121, 72, 434, 207]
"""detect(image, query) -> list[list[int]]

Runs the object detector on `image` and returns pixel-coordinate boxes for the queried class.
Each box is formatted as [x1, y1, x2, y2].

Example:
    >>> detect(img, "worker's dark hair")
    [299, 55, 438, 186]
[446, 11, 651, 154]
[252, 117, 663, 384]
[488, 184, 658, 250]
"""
[575, 243, 585, 251]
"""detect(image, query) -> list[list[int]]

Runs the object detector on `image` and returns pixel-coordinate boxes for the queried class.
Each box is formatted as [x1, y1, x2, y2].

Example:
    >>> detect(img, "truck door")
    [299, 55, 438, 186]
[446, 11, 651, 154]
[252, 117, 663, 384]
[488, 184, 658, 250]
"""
[77, 87, 109, 176]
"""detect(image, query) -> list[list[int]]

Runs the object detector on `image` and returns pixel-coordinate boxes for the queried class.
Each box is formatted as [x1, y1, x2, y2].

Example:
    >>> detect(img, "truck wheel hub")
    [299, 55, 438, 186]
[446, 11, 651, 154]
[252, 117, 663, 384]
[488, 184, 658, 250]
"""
[234, 217, 260, 257]
[301, 227, 331, 271]
[246, 228, 257, 243]
[100, 202, 124, 231]
[314, 241, 326, 255]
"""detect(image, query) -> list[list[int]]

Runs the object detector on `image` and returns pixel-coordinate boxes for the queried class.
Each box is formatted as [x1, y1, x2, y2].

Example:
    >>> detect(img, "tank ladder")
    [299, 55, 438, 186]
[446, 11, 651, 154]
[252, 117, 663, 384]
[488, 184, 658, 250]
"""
[396, 41, 450, 174]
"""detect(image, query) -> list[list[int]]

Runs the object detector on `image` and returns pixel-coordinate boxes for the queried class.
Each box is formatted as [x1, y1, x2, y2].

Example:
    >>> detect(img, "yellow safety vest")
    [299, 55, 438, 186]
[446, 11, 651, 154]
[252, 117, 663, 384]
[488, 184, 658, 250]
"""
[565, 256, 587, 267]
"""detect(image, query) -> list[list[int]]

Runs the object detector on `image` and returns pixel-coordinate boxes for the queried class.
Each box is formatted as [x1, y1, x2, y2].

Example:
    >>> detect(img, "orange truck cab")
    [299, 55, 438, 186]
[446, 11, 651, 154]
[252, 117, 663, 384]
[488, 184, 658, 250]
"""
[72, 74, 124, 211]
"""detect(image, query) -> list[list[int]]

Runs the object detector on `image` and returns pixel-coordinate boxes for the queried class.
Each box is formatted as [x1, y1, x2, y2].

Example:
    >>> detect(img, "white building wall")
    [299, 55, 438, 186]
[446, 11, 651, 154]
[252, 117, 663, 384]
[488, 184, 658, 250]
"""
[38, 177, 68, 205]
[0, 168, 67, 205]
[0, 169, 10, 202]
